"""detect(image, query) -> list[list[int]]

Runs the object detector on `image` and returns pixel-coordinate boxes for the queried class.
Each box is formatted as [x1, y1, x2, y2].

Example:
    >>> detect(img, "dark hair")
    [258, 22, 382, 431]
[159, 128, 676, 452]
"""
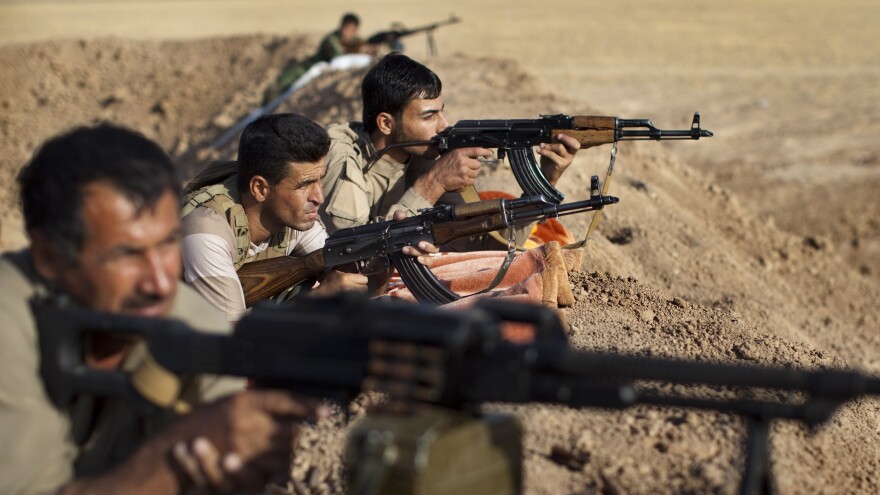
[361, 53, 442, 133]
[18, 123, 178, 264]
[341, 13, 360, 27]
[237, 113, 330, 190]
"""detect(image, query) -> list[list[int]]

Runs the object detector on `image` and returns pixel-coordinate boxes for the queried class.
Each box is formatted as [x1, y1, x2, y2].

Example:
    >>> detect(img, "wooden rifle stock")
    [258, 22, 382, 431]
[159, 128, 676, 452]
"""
[447, 198, 503, 218]
[235, 191, 617, 306]
[551, 116, 617, 150]
[431, 212, 508, 245]
[417, 113, 712, 202]
[237, 250, 326, 307]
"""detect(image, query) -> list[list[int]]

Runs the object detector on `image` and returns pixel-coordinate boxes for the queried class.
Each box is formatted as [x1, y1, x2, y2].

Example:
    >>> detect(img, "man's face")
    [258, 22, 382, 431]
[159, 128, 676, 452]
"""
[341, 22, 359, 43]
[41, 183, 182, 317]
[264, 160, 326, 232]
[390, 96, 449, 159]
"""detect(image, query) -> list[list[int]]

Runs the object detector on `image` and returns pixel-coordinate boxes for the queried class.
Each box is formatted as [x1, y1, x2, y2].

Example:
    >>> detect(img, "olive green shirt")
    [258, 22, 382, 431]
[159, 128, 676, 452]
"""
[313, 30, 357, 64]
[0, 249, 243, 495]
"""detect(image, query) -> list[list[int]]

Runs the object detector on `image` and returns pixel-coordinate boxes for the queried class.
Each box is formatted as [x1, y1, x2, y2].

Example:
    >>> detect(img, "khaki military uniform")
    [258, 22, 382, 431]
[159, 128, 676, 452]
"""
[0, 250, 243, 495]
[319, 122, 532, 249]
[181, 169, 326, 321]
[320, 122, 436, 234]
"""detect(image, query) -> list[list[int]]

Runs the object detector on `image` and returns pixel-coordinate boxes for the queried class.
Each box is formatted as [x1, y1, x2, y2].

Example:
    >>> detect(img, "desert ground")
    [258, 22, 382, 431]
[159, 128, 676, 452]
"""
[1, 0, 878, 493]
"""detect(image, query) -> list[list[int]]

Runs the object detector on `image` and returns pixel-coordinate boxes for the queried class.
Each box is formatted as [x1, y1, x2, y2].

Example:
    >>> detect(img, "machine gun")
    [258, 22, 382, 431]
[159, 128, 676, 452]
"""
[365, 15, 461, 56]
[35, 295, 880, 495]
[377, 113, 714, 204]
[237, 177, 617, 306]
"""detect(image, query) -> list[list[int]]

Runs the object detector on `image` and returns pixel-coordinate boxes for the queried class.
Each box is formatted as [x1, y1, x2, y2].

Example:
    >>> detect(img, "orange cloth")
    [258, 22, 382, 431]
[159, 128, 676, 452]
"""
[381, 241, 581, 342]
[378, 190, 584, 343]
[477, 190, 578, 248]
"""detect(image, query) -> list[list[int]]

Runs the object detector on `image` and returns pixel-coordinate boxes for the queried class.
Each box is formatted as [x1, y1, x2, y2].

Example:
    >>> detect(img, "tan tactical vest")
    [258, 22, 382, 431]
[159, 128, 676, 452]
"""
[181, 161, 289, 269]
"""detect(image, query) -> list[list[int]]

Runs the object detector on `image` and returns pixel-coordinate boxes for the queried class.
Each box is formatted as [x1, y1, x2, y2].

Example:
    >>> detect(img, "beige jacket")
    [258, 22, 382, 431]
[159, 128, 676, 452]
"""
[319, 122, 532, 249]
[319, 122, 435, 234]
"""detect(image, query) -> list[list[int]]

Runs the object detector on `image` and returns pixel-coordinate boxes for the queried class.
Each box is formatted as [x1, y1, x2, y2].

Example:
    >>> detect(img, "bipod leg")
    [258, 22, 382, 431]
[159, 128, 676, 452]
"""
[738, 416, 775, 495]
[427, 30, 437, 57]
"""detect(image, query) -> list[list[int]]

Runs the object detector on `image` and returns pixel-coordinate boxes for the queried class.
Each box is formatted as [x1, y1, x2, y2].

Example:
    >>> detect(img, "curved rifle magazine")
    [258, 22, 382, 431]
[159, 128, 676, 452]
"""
[508, 147, 565, 204]
[389, 253, 460, 305]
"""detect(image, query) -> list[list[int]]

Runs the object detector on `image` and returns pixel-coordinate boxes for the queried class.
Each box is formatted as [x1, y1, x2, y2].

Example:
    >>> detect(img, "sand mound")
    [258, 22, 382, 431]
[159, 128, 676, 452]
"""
[1, 34, 878, 493]
[0, 34, 317, 244]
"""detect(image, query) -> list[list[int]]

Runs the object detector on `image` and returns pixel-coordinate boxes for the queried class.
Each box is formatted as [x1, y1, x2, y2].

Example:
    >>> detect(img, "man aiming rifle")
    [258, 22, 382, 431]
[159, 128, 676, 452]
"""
[182, 113, 437, 318]
[319, 53, 712, 250]
[319, 52, 581, 245]
[36, 295, 880, 495]
[263, 14, 460, 103]
[237, 176, 618, 306]
[0, 124, 320, 494]
[263, 13, 366, 104]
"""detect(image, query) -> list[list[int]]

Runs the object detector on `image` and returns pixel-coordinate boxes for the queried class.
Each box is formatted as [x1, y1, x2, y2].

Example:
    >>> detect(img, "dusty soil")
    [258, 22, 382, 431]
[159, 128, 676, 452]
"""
[1, 1, 878, 493]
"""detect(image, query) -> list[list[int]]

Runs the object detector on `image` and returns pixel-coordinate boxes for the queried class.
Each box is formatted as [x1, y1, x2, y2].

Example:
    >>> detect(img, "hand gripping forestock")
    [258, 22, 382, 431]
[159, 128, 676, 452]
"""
[326, 190, 616, 304]
[237, 188, 618, 306]
[433, 113, 713, 204]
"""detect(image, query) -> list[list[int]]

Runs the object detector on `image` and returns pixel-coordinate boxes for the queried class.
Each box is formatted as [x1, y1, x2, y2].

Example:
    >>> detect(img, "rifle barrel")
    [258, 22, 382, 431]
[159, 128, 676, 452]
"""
[507, 195, 619, 224]
[619, 129, 714, 140]
[366, 16, 460, 44]
[552, 349, 878, 399]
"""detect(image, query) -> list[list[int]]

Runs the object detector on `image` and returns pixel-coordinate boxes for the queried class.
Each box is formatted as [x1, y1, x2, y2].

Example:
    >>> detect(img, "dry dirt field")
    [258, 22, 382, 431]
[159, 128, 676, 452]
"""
[1, 1, 878, 493]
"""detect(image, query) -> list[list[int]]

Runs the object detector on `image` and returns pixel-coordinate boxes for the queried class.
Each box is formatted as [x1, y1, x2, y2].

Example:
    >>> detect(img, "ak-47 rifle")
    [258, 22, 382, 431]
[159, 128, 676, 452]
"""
[237, 176, 618, 306]
[35, 295, 880, 495]
[376, 112, 714, 204]
[365, 15, 461, 56]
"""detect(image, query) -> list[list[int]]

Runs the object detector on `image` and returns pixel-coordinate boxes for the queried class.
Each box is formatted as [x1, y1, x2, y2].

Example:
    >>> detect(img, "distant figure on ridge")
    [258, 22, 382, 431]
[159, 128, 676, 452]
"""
[263, 13, 365, 103]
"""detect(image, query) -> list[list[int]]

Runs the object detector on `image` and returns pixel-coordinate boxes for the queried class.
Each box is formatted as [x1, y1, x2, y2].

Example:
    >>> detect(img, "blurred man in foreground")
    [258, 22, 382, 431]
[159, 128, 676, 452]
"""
[0, 124, 317, 494]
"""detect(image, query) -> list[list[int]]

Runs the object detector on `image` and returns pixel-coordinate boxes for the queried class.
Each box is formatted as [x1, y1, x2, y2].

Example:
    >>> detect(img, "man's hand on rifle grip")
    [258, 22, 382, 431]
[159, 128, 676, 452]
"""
[353, 211, 441, 295]
[163, 391, 324, 495]
[312, 269, 369, 296]
[393, 210, 440, 267]
[537, 133, 581, 185]
[414, 147, 494, 204]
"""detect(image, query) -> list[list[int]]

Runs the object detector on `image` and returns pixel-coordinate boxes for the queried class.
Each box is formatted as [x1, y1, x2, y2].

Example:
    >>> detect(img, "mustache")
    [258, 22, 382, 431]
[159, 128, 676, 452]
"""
[122, 293, 170, 311]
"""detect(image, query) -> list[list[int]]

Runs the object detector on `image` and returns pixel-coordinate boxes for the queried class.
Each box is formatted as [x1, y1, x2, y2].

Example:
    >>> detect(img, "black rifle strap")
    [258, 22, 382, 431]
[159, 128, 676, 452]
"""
[463, 225, 518, 299]
[564, 143, 617, 250]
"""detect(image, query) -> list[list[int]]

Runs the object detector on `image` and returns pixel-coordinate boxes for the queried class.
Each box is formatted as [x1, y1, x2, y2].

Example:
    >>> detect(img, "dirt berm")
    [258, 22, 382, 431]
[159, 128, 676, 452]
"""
[1, 34, 878, 494]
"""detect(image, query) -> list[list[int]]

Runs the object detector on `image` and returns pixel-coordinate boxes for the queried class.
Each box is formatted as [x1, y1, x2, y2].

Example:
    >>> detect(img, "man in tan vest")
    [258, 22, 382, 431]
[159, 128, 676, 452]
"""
[319, 53, 582, 248]
[181, 113, 370, 321]
[0, 124, 318, 494]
